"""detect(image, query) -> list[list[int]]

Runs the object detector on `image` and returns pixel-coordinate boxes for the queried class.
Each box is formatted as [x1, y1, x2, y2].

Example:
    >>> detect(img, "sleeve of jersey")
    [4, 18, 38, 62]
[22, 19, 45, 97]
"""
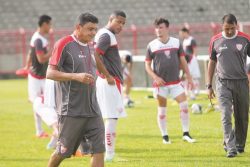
[247, 41, 250, 57]
[49, 40, 67, 67]
[209, 38, 217, 61]
[145, 45, 153, 62]
[95, 33, 111, 55]
[191, 39, 197, 48]
[178, 44, 185, 57]
[34, 39, 45, 55]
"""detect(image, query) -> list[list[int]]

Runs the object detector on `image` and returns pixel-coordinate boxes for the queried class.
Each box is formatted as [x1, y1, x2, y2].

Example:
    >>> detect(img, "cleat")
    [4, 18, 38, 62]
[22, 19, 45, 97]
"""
[227, 151, 237, 158]
[182, 132, 196, 143]
[105, 153, 115, 162]
[237, 149, 244, 154]
[37, 132, 49, 138]
[162, 135, 171, 144]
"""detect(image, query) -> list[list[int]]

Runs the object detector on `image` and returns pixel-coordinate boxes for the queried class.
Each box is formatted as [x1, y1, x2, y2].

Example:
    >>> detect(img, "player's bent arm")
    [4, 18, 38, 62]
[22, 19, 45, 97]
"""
[94, 52, 115, 85]
[46, 65, 94, 84]
[36, 51, 52, 64]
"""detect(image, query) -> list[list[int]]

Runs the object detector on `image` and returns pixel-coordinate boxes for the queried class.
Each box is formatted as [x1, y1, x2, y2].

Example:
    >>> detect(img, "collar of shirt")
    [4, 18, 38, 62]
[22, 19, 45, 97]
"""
[71, 34, 88, 46]
[222, 30, 238, 39]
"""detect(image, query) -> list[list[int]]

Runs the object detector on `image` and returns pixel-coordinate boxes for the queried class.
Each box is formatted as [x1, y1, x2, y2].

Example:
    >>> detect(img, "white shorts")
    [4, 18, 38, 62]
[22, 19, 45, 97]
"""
[96, 77, 127, 119]
[28, 74, 45, 103]
[33, 96, 57, 126]
[188, 56, 201, 79]
[153, 82, 185, 99]
[44, 79, 56, 108]
[123, 67, 130, 80]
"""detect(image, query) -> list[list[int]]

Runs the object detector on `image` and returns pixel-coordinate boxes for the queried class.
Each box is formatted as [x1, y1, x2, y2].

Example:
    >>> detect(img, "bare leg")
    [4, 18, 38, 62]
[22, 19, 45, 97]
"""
[47, 152, 65, 167]
[91, 153, 104, 167]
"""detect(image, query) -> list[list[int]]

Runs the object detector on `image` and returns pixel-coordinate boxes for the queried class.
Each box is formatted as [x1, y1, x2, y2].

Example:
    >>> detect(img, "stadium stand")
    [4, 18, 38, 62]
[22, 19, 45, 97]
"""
[0, 0, 249, 29]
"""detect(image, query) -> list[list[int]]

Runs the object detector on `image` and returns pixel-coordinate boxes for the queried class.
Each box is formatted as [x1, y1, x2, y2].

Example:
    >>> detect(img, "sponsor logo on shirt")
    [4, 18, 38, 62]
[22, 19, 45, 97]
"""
[219, 45, 227, 51]
[78, 54, 86, 58]
[236, 44, 243, 51]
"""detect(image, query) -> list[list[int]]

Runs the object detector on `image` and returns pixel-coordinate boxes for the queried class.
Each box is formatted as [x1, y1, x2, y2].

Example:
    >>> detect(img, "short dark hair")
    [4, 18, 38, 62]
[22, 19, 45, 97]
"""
[111, 10, 126, 18]
[180, 27, 189, 33]
[222, 14, 237, 24]
[38, 15, 52, 27]
[77, 13, 98, 26]
[154, 18, 169, 27]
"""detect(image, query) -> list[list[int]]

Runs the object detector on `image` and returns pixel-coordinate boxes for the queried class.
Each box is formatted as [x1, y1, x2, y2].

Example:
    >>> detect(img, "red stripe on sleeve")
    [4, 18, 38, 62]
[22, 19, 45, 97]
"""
[238, 31, 250, 41]
[50, 36, 73, 66]
[209, 33, 222, 57]
[95, 47, 105, 55]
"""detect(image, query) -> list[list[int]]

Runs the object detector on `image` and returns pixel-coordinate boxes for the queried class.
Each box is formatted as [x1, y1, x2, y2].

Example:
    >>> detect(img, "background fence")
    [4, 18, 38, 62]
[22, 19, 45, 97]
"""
[0, 22, 249, 88]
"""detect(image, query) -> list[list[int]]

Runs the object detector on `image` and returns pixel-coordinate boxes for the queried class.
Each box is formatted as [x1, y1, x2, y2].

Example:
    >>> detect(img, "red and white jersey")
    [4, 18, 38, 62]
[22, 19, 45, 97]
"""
[183, 36, 197, 63]
[49, 35, 101, 117]
[146, 37, 185, 85]
[29, 31, 49, 78]
[94, 28, 123, 83]
[209, 30, 250, 79]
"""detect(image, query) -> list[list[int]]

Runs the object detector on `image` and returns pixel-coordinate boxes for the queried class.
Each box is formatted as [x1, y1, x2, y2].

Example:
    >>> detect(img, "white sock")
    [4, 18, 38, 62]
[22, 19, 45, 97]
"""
[123, 96, 129, 106]
[34, 112, 43, 136]
[193, 79, 200, 95]
[105, 119, 118, 156]
[179, 101, 190, 132]
[157, 107, 167, 136]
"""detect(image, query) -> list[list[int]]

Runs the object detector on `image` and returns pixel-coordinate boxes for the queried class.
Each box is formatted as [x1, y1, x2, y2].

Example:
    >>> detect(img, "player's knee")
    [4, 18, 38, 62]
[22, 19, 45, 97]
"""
[55, 143, 74, 158]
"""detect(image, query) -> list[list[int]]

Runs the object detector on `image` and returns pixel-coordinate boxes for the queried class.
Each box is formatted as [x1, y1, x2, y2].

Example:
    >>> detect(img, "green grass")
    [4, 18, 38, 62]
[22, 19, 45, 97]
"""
[0, 79, 249, 167]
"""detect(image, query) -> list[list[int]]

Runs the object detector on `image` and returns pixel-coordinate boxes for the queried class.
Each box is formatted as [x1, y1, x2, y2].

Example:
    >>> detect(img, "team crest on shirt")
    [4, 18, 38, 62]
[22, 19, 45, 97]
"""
[164, 50, 171, 59]
[236, 44, 243, 51]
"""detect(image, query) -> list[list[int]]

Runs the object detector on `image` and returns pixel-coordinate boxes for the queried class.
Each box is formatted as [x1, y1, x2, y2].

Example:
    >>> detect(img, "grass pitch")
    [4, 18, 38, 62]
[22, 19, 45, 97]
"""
[0, 79, 249, 167]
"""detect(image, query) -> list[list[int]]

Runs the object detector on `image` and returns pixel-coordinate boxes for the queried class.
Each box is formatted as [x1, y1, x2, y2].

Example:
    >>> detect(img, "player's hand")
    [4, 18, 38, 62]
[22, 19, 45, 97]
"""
[186, 76, 194, 90]
[75, 73, 95, 84]
[106, 75, 115, 85]
[153, 76, 166, 87]
[207, 88, 215, 99]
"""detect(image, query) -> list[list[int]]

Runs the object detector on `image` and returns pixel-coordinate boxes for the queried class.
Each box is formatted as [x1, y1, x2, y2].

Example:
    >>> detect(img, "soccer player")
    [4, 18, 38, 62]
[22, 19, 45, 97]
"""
[94, 11, 127, 161]
[179, 27, 201, 100]
[46, 13, 105, 167]
[33, 79, 58, 149]
[28, 15, 52, 138]
[119, 50, 134, 107]
[207, 14, 250, 158]
[145, 18, 196, 144]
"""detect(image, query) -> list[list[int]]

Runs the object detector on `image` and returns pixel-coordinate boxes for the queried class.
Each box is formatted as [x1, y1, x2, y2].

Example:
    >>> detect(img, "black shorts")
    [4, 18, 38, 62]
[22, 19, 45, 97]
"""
[56, 115, 105, 158]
